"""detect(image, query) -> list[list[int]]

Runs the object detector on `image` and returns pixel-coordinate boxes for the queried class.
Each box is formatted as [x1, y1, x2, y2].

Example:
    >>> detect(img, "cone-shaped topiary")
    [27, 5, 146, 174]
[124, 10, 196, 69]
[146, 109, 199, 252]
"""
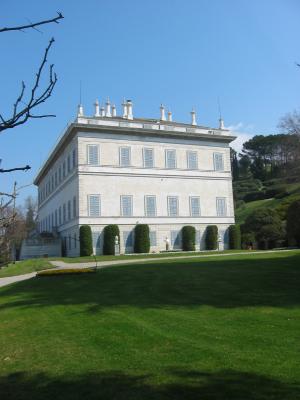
[205, 225, 218, 250]
[182, 226, 196, 251]
[228, 225, 241, 249]
[103, 224, 120, 255]
[134, 224, 150, 253]
[79, 225, 93, 256]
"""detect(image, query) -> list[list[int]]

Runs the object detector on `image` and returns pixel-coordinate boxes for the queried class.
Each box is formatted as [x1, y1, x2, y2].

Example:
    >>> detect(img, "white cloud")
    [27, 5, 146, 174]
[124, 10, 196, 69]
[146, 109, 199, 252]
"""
[227, 122, 255, 154]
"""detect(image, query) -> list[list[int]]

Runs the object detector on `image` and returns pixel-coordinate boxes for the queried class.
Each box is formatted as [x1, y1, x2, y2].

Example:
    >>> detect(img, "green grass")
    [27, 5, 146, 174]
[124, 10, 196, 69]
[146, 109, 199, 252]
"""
[1, 250, 300, 399]
[0, 259, 54, 278]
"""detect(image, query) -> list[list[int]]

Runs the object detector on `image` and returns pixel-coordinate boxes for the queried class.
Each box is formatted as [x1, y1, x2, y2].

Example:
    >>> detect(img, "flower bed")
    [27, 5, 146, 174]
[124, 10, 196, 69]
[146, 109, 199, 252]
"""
[37, 267, 96, 276]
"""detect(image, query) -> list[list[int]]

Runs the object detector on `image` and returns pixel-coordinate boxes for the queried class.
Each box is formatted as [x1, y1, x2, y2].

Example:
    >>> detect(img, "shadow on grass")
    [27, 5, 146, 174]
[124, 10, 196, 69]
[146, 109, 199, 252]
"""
[0, 253, 300, 311]
[1, 369, 300, 400]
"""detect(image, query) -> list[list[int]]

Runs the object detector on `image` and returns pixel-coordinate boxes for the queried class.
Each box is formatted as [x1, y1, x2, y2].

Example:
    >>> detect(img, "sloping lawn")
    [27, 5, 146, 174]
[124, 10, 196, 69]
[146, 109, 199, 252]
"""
[0, 251, 300, 400]
[0, 259, 54, 278]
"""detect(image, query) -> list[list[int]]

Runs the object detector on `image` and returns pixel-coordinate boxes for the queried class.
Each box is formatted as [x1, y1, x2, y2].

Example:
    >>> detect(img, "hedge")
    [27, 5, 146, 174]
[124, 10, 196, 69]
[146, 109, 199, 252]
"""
[79, 225, 93, 256]
[134, 224, 150, 253]
[228, 225, 241, 249]
[205, 225, 218, 250]
[182, 226, 196, 251]
[103, 225, 120, 255]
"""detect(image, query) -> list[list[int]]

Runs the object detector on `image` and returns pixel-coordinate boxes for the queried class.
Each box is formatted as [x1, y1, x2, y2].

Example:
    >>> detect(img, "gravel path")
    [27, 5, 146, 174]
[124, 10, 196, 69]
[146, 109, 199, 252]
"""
[0, 249, 295, 288]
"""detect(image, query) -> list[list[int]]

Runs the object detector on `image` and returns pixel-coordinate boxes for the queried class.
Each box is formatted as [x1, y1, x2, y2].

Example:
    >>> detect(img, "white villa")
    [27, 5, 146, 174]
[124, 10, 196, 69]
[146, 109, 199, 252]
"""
[34, 99, 236, 256]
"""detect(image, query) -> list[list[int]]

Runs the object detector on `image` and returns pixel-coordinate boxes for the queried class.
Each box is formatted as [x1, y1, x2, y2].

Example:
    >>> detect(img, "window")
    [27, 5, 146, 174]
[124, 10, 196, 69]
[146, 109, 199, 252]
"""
[55, 209, 58, 227]
[73, 196, 76, 218]
[59, 166, 62, 182]
[63, 161, 66, 178]
[67, 155, 71, 173]
[63, 204, 66, 222]
[59, 206, 62, 225]
[165, 149, 176, 169]
[143, 148, 154, 168]
[67, 200, 71, 220]
[123, 231, 133, 248]
[168, 196, 179, 216]
[74, 233, 77, 249]
[51, 175, 54, 191]
[190, 197, 201, 216]
[171, 230, 181, 248]
[72, 149, 76, 168]
[121, 195, 133, 216]
[55, 171, 58, 187]
[145, 195, 156, 217]
[120, 147, 131, 167]
[150, 231, 157, 246]
[187, 151, 198, 169]
[87, 144, 99, 165]
[216, 197, 227, 216]
[214, 153, 224, 171]
[69, 236, 72, 250]
[88, 195, 101, 217]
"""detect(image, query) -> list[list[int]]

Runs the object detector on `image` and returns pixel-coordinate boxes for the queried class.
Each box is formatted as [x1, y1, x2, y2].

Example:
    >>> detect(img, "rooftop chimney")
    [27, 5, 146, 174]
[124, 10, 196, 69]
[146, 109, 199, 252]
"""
[112, 104, 117, 117]
[105, 98, 111, 117]
[160, 104, 166, 121]
[167, 110, 172, 122]
[77, 104, 84, 117]
[219, 118, 225, 130]
[127, 100, 133, 120]
[94, 99, 100, 117]
[191, 109, 197, 126]
[122, 99, 127, 118]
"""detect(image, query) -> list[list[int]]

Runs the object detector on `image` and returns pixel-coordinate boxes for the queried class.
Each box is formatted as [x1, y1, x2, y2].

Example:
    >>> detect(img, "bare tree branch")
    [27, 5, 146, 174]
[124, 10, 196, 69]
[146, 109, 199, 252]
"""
[0, 165, 31, 173]
[0, 12, 63, 33]
[0, 38, 57, 133]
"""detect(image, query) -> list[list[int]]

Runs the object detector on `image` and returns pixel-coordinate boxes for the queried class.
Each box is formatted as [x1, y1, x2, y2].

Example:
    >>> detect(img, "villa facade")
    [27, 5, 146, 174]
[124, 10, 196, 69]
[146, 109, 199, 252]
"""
[34, 100, 236, 256]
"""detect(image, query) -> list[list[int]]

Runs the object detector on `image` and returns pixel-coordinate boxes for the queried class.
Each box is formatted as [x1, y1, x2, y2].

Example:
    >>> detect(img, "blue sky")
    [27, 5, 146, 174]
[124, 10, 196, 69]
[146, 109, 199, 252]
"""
[1, 0, 300, 205]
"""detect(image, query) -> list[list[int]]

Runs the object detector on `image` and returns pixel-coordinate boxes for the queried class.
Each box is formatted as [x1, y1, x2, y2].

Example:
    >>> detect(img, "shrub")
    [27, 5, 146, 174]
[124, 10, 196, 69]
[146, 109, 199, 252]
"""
[287, 199, 300, 246]
[182, 226, 196, 251]
[103, 225, 120, 255]
[228, 225, 241, 249]
[205, 225, 218, 250]
[241, 232, 256, 249]
[79, 225, 93, 256]
[242, 208, 284, 250]
[134, 224, 150, 253]
[243, 191, 266, 202]
[265, 185, 289, 199]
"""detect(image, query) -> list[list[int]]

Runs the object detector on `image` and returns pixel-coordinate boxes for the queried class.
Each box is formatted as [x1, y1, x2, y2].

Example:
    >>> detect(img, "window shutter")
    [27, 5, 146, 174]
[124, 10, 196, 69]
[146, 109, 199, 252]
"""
[214, 153, 224, 171]
[165, 149, 176, 169]
[168, 196, 179, 216]
[89, 195, 101, 217]
[88, 145, 99, 165]
[187, 151, 198, 169]
[120, 147, 131, 167]
[145, 196, 156, 216]
[216, 198, 227, 216]
[143, 148, 154, 168]
[190, 197, 201, 216]
[121, 196, 132, 216]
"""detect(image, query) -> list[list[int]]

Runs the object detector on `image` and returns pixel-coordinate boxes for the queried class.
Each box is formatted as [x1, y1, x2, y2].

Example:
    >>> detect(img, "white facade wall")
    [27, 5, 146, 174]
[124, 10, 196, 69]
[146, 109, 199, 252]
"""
[35, 120, 235, 257]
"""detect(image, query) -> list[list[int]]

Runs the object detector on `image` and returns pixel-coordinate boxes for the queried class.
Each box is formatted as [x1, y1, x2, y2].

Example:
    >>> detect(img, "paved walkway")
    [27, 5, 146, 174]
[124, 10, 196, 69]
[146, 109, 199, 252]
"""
[0, 272, 37, 288]
[0, 249, 296, 288]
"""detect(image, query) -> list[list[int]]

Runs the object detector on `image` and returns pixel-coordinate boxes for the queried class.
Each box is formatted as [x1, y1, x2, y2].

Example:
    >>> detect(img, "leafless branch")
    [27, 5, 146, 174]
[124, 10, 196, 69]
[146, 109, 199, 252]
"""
[0, 12, 64, 33]
[0, 38, 57, 133]
[0, 165, 31, 173]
